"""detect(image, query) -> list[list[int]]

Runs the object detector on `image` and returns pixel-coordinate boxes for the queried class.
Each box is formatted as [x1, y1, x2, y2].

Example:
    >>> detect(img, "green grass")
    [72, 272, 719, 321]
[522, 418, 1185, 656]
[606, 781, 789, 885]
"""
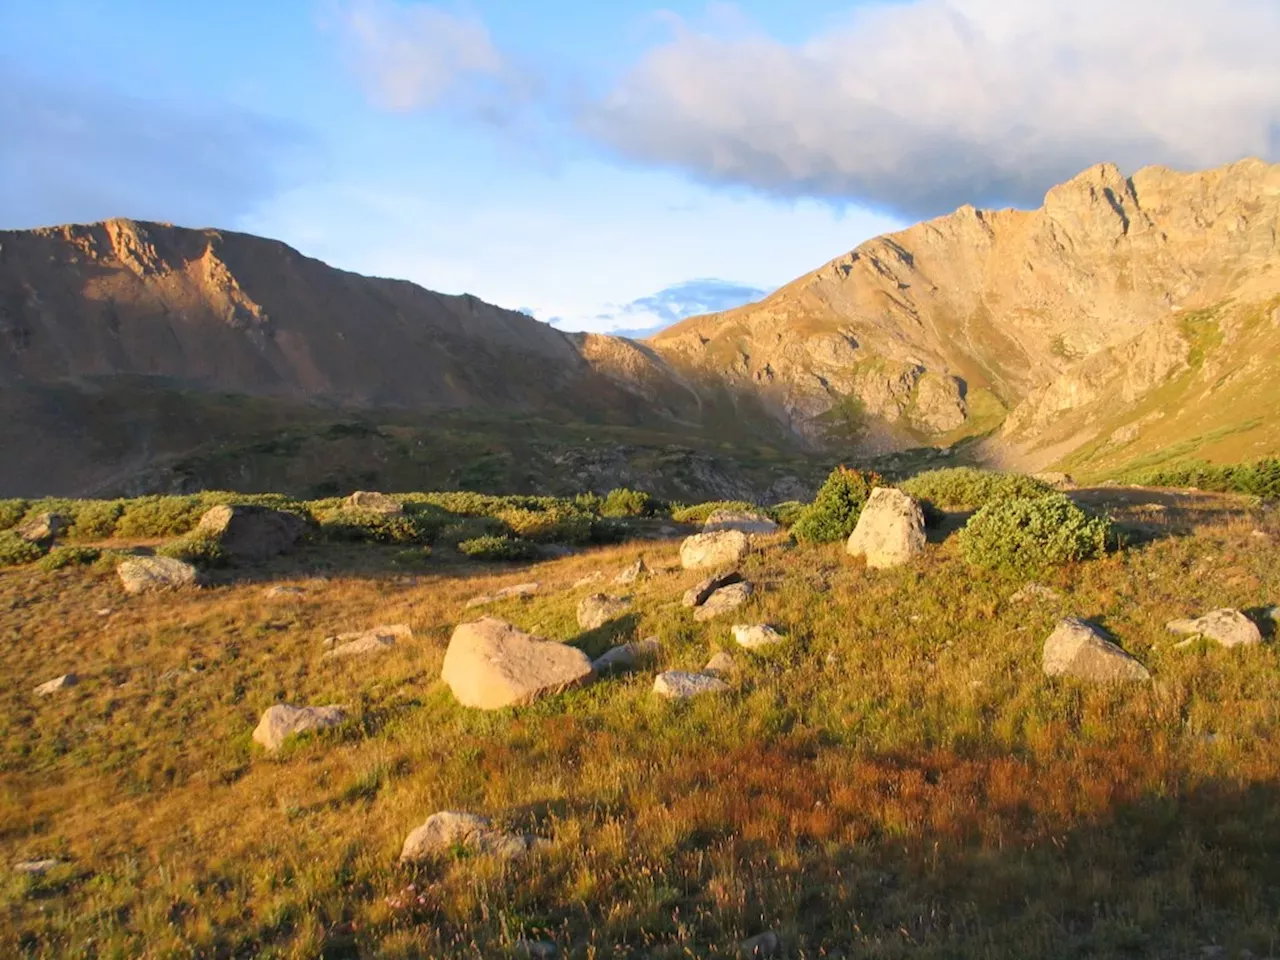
[1, 487, 1279, 957]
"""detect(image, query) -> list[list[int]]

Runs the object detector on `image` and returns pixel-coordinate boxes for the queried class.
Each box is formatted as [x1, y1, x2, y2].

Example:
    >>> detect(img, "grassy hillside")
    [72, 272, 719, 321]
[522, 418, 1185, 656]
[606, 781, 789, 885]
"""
[2, 484, 1279, 957]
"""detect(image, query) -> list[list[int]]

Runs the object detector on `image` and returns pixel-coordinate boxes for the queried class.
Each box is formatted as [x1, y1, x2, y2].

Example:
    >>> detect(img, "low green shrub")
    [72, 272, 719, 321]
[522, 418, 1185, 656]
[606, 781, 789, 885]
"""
[156, 532, 227, 566]
[900, 467, 1053, 511]
[318, 508, 440, 545]
[457, 535, 539, 562]
[39, 546, 101, 572]
[68, 500, 125, 540]
[438, 516, 509, 547]
[115, 496, 208, 538]
[670, 501, 759, 525]
[791, 467, 882, 544]
[601, 487, 656, 518]
[1126, 457, 1280, 500]
[958, 493, 1116, 575]
[771, 500, 808, 527]
[498, 505, 594, 544]
[0, 500, 28, 531]
[0, 532, 45, 567]
[390, 546, 433, 568]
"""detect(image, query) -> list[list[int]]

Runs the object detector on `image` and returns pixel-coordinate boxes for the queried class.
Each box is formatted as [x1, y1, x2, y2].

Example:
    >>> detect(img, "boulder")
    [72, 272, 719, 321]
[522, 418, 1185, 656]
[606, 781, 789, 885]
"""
[441, 618, 595, 710]
[693, 581, 753, 622]
[577, 593, 631, 630]
[116, 556, 199, 595]
[846, 488, 927, 569]
[592, 636, 662, 673]
[653, 671, 730, 700]
[680, 530, 750, 570]
[1042, 618, 1151, 682]
[614, 557, 649, 584]
[1166, 608, 1263, 648]
[323, 623, 411, 659]
[683, 570, 744, 608]
[703, 510, 779, 536]
[703, 651, 736, 677]
[34, 673, 77, 696]
[252, 703, 347, 751]
[16, 512, 68, 543]
[345, 491, 404, 515]
[194, 505, 306, 560]
[731, 624, 785, 650]
[399, 811, 538, 862]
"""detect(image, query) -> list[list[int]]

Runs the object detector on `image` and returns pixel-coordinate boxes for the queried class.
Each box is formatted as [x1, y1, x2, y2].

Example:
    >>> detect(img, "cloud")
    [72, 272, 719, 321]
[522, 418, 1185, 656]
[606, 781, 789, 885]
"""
[334, 0, 517, 114]
[581, 0, 1280, 218]
[580, 278, 769, 338]
[0, 71, 314, 229]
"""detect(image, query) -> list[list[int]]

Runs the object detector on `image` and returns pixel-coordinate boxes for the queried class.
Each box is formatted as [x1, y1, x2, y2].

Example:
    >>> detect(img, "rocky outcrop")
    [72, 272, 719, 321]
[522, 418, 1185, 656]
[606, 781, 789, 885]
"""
[194, 505, 306, 560]
[441, 618, 595, 709]
[1042, 618, 1151, 682]
[846, 488, 927, 569]
[344, 491, 404, 515]
[692, 581, 753, 622]
[399, 811, 540, 863]
[16, 513, 68, 543]
[577, 594, 631, 630]
[683, 570, 744, 607]
[252, 703, 347, 751]
[117, 556, 199, 594]
[680, 530, 750, 570]
[1166, 609, 1263, 648]
[322, 624, 411, 659]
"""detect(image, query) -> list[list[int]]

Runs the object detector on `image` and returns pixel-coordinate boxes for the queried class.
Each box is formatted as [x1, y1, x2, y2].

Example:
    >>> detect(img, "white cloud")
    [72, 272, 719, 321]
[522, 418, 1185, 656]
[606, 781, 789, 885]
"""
[584, 278, 770, 339]
[582, 0, 1280, 217]
[335, 0, 509, 111]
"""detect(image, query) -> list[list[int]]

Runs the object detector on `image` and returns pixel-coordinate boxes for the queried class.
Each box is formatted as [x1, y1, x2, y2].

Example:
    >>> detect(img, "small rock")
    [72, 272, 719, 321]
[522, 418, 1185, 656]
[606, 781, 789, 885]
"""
[1166, 609, 1263, 648]
[740, 930, 780, 957]
[573, 572, 605, 588]
[464, 595, 495, 609]
[252, 703, 347, 751]
[399, 811, 539, 862]
[614, 557, 649, 584]
[731, 624, 784, 650]
[680, 530, 750, 570]
[693, 581, 753, 622]
[514, 940, 558, 960]
[13, 859, 62, 875]
[442, 618, 595, 710]
[846, 487, 927, 569]
[34, 674, 77, 696]
[683, 570, 744, 608]
[703, 652, 736, 677]
[16, 512, 68, 543]
[1009, 583, 1063, 604]
[263, 585, 305, 599]
[1043, 617, 1151, 682]
[496, 582, 540, 600]
[703, 510, 779, 536]
[592, 636, 661, 673]
[116, 556, 199, 595]
[345, 491, 404, 515]
[323, 624, 411, 659]
[1250, 529, 1270, 541]
[653, 671, 730, 700]
[577, 593, 631, 630]
[194, 504, 306, 560]
[95, 607, 113, 617]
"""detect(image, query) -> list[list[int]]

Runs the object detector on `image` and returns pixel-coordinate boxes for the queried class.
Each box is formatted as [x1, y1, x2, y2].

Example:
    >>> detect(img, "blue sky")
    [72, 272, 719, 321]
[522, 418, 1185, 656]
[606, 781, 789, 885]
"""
[2, 1, 1277, 334]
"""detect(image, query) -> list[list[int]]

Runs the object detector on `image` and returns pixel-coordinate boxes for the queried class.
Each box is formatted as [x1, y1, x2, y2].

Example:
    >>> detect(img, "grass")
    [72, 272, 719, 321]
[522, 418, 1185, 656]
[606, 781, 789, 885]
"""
[1, 487, 1279, 957]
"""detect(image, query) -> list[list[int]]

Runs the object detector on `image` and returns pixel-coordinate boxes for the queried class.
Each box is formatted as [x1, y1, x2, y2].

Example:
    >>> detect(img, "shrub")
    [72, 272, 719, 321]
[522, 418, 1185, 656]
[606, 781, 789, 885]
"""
[601, 488, 655, 517]
[457, 535, 539, 562]
[391, 546, 433, 568]
[670, 500, 760, 525]
[771, 500, 808, 528]
[157, 532, 227, 566]
[115, 496, 207, 538]
[438, 516, 509, 547]
[68, 500, 125, 540]
[958, 493, 1116, 575]
[900, 468, 1053, 511]
[39, 546, 101, 572]
[318, 508, 439, 545]
[1127, 457, 1280, 500]
[0, 532, 45, 567]
[0, 500, 28, 531]
[791, 467, 882, 544]
[497, 505, 594, 544]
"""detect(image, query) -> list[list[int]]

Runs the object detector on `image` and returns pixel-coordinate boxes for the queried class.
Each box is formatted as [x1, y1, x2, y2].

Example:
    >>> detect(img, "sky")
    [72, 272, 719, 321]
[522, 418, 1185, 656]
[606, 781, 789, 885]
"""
[2, 0, 1278, 335]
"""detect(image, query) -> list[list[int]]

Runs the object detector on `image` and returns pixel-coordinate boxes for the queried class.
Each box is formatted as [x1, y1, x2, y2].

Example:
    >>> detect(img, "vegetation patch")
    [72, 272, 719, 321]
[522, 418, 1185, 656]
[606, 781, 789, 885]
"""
[959, 493, 1117, 575]
[38, 546, 101, 572]
[156, 532, 227, 567]
[1126, 457, 1280, 501]
[456, 534, 539, 562]
[791, 467, 881, 544]
[0, 531, 44, 567]
[670, 500, 760, 525]
[900, 467, 1053, 511]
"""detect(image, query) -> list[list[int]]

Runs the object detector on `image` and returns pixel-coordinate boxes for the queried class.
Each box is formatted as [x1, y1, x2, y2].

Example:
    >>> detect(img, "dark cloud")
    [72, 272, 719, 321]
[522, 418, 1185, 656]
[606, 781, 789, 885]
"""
[0, 70, 315, 229]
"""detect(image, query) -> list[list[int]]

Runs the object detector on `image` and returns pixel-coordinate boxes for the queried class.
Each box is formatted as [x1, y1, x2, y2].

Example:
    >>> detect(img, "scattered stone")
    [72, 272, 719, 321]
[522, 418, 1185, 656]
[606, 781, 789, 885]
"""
[614, 557, 649, 584]
[573, 572, 605, 589]
[16, 512, 68, 543]
[13, 859, 62, 875]
[732, 624, 785, 650]
[1042, 617, 1151, 682]
[577, 593, 631, 630]
[117, 556, 199, 595]
[497, 582, 540, 600]
[95, 608, 112, 617]
[683, 570, 744, 608]
[399, 811, 539, 863]
[680, 530, 750, 571]
[1033, 472, 1076, 489]
[846, 487, 927, 569]
[703, 509, 779, 536]
[464, 595, 494, 609]
[514, 940, 558, 960]
[1250, 529, 1271, 541]
[592, 636, 662, 673]
[1166, 608, 1263, 648]
[1009, 583, 1063, 604]
[703, 652, 736, 677]
[693, 581, 753, 622]
[263, 585, 305, 599]
[739, 930, 780, 957]
[442, 618, 595, 710]
[194, 504, 307, 560]
[34, 673, 77, 696]
[252, 703, 347, 751]
[653, 671, 730, 700]
[345, 491, 404, 515]
[323, 623, 411, 659]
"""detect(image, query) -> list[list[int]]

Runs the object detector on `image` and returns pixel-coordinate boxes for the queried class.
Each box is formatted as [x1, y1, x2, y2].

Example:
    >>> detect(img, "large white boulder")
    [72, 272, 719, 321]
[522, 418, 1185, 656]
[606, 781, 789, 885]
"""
[441, 618, 594, 710]
[399, 811, 538, 862]
[680, 530, 750, 571]
[846, 488, 927, 569]
[1043, 618, 1150, 682]
[116, 556, 199, 595]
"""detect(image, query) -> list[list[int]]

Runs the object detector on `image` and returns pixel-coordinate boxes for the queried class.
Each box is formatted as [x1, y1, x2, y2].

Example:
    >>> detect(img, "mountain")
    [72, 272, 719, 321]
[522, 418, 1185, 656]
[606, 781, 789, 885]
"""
[649, 158, 1280, 475]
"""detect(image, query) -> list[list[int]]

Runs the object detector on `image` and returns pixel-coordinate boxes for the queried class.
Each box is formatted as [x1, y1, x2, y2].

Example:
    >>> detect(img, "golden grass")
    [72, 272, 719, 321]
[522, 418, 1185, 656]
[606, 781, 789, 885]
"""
[2, 491, 1279, 957]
